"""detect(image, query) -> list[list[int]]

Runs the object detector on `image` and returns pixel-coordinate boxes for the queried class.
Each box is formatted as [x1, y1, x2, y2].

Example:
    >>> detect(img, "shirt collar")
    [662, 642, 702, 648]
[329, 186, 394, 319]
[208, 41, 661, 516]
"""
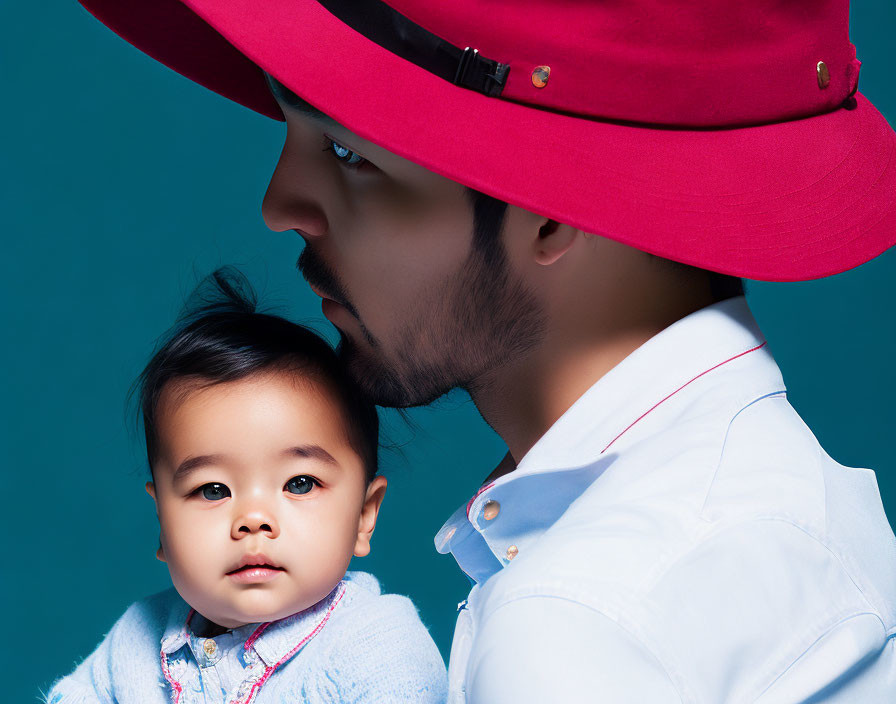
[160, 581, 348, 668]
[435, 296, 786, 582]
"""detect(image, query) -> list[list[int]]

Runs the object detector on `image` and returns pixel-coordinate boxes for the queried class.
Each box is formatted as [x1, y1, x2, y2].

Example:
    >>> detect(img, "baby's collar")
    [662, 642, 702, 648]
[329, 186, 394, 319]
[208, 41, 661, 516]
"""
[160, 581, 348, 668]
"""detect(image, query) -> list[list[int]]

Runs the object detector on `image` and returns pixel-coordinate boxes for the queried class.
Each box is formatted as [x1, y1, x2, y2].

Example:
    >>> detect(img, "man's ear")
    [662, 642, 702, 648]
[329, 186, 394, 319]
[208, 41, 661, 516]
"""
[144, 482, 166, 562]
[534, 219, 579, 266]
[353, 476, 388, 558]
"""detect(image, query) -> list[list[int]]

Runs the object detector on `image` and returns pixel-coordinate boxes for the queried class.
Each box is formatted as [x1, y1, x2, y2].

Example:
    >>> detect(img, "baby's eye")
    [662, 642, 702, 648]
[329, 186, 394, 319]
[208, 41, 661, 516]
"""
[322, 136, 368, 169]
[285, 475, 318, 495]
[198, 483, 231, 501]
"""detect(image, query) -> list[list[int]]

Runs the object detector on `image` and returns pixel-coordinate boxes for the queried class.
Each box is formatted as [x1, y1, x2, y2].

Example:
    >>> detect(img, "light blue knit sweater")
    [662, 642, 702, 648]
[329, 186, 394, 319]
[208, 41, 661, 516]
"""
[45, 571, 447, 703]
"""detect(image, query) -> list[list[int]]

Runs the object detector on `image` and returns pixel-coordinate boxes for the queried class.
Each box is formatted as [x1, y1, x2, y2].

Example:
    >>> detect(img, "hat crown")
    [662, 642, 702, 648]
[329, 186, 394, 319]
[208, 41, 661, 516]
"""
[388, 0, 859, 127]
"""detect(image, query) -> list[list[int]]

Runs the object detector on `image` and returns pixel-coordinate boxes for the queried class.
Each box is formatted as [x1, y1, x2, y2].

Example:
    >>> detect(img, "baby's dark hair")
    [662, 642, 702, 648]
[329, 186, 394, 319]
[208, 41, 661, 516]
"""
[135, 267, 379, 482]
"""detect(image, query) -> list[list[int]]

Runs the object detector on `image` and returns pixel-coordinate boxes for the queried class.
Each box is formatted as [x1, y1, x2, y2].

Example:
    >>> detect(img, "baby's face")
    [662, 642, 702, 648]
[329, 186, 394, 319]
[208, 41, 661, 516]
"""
[145, 369, 385, 628]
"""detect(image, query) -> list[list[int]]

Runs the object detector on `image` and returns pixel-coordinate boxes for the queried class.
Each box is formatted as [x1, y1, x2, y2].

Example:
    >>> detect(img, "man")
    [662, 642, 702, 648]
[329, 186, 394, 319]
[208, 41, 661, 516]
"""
[79, 1, 896, 701]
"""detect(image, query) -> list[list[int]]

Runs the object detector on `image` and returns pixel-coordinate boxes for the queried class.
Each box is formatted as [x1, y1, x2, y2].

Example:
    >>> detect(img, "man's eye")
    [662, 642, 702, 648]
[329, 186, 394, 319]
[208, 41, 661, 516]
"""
[322, 137, 368, 169]
[198, 483, 231, 501]
[285, 475, 318, 495]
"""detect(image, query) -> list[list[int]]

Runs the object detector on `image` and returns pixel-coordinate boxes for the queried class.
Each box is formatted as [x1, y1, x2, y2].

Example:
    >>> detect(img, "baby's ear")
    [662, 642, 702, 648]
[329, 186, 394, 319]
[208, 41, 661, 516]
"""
[144, 482, 166, 562]
[354, 476, 387, 558]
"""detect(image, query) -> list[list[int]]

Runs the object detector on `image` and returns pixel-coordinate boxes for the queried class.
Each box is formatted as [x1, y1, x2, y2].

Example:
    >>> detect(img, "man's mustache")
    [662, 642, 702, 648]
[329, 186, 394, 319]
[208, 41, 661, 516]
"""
[296, 247, 360, 318]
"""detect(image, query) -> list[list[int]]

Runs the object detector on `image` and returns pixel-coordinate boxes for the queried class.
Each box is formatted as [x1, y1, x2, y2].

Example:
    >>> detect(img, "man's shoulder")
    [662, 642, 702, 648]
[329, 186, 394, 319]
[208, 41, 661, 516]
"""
[480, 392, 893, 614]
[475, 507, 891, 702]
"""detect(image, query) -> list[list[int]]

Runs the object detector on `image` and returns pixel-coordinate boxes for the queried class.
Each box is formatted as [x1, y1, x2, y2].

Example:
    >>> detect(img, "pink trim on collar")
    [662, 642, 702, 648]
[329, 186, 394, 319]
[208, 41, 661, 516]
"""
[465, 481, 496, 519]
[158, 606, 196, 703]
[601, 341, 768, 454]
[159, 650, 184, 704]
[243, 620, 270, 652]
[231, 582, 348, 704]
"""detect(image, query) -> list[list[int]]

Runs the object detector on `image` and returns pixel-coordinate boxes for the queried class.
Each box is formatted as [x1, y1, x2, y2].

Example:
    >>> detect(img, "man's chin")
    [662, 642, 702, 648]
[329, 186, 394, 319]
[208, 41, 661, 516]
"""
[336, 334, 455, 409]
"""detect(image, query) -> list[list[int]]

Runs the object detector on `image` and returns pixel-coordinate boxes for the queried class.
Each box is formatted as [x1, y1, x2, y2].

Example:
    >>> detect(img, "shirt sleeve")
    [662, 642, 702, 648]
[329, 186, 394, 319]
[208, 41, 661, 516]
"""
[318, 594, 448, 704]
[44, 591, 175, 704]
[44, 627, 116, 704]
[467, 596, 682, 704]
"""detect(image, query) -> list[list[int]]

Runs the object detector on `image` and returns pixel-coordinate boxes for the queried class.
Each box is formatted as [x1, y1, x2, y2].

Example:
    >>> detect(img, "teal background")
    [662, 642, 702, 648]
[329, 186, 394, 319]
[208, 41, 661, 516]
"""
[2, 2, 893, 701]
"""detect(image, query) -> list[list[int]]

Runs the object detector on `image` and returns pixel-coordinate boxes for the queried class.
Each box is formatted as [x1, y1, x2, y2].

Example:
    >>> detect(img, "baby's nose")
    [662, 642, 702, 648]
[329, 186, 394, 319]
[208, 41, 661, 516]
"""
[232, 509, 280, 539]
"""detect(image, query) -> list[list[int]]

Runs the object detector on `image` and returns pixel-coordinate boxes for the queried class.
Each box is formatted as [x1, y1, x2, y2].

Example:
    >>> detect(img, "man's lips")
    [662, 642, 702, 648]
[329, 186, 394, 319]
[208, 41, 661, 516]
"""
[307, 280, 356, 320]
[307, 281, 337, 302]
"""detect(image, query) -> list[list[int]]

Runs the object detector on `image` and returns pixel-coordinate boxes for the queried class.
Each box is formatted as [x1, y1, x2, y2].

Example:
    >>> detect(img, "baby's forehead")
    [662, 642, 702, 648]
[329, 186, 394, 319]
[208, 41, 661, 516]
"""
[152, 370, 354, 448]
[152, 370, 366, 468]
[158, 367, 337, 410]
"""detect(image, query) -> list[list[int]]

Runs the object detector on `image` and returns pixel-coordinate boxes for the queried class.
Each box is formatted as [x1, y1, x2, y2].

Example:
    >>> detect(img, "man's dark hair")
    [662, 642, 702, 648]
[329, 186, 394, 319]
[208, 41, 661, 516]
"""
[464, 187, 744, 302]
[135, 267, 379, 481]
[466, 186, 510, 269]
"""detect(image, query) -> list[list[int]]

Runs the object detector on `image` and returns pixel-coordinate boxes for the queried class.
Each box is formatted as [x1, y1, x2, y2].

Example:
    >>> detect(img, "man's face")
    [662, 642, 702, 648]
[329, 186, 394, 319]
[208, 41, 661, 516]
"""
[262, 86, 545, 407]
[146, 370, 385, 628]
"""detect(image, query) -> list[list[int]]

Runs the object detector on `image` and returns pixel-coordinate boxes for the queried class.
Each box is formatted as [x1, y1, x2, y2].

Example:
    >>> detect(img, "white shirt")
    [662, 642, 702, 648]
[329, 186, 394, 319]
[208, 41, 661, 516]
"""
[435, 296, 896, 703]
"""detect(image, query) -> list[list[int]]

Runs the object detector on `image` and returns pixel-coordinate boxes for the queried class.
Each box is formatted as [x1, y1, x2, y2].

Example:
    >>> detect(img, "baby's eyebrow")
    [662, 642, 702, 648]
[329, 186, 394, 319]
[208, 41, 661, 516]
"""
[170, 446, 338, 483]
[172, 454, 225, 483]
[284, 445, 339, 466]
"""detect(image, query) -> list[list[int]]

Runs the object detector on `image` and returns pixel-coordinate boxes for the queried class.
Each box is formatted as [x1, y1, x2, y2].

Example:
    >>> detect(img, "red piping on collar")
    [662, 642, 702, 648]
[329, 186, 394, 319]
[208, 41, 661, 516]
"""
[232, 582, 348, 704]
[465, 481, 496, 518]
[243, 619, 271, 651]
[158, 606, 197, 704]
[601, 341, 768, 454]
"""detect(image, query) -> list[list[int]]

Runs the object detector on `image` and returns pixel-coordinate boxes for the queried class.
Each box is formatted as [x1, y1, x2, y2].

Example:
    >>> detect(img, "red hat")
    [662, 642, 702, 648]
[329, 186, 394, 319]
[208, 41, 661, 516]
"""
[79, 0, 895, 281]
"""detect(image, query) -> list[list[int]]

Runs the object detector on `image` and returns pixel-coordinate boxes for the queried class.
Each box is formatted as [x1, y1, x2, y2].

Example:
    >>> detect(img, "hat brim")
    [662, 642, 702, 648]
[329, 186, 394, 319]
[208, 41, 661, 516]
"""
[80, 0, 896, 281]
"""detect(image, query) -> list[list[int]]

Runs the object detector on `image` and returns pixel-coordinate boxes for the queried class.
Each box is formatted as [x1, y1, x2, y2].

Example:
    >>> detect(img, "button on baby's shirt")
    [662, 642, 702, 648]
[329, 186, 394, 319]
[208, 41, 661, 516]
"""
[203, 638, 217, 657]
[187, 619, 260, 702]
[190, 633, 226, 668]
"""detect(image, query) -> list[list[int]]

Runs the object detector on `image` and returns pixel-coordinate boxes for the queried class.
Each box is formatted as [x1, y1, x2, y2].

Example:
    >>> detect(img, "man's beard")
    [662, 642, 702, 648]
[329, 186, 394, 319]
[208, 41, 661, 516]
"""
[334, 242, 546, 408]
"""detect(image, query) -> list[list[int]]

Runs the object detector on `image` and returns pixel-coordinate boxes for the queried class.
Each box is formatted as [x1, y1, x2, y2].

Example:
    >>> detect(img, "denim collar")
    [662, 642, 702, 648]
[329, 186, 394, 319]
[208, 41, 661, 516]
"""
[159, 581, 348, 701]
[435, 296, 786, 583]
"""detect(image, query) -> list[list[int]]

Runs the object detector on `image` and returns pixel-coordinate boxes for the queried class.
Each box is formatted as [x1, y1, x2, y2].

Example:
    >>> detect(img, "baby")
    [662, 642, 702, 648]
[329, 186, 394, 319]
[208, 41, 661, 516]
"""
[46, 271, 447, 703]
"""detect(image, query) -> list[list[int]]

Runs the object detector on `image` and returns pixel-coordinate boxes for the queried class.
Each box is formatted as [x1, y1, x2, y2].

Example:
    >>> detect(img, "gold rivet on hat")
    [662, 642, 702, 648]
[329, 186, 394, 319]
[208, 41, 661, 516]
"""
[531, 66, 551, 88]
[817, 61, 830, 89]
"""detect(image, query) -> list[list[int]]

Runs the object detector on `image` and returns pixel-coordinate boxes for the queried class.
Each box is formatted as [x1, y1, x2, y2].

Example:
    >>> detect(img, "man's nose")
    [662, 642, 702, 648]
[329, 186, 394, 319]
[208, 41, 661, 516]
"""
[261, 142, 329, 238]
[231, 501, 281, 540]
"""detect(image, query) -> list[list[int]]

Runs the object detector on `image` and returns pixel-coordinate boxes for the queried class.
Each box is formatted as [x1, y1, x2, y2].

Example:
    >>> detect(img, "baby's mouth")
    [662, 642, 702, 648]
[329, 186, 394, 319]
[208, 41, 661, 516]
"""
[226, 558, 286, 584]
[226, 553, 285, 575]
[227, 564, 285, 575]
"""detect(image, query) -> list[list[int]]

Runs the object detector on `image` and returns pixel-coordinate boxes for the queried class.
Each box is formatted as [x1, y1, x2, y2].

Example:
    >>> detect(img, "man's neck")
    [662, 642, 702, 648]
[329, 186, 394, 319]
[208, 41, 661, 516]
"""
[470, 296, 717, 474]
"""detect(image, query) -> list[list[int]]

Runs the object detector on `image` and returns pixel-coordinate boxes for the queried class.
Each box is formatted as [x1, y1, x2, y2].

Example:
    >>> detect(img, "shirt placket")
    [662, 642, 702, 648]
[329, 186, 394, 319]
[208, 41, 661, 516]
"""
[191, 633, 228, 704]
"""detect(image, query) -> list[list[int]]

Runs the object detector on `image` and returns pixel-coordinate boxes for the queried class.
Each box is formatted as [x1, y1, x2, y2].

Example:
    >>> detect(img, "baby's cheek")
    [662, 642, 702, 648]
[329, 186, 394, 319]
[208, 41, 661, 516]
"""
[315, 518, 358, 580]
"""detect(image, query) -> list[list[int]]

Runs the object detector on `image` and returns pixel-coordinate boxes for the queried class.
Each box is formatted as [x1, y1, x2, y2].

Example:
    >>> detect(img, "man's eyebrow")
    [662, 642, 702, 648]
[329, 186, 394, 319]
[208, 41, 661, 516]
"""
[284, 445, 339, 465]
[173, 454, 225, 483]
[263, 72, 338, 127]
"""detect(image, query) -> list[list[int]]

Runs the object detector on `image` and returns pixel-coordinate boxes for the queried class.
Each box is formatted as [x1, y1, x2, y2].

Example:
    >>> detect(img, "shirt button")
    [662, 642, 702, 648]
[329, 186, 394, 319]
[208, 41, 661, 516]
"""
[202, 639, 217, 657]
[505, 545, 519, 561]
[438, 526, 456, 551]
[483, 500, 500, 521]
